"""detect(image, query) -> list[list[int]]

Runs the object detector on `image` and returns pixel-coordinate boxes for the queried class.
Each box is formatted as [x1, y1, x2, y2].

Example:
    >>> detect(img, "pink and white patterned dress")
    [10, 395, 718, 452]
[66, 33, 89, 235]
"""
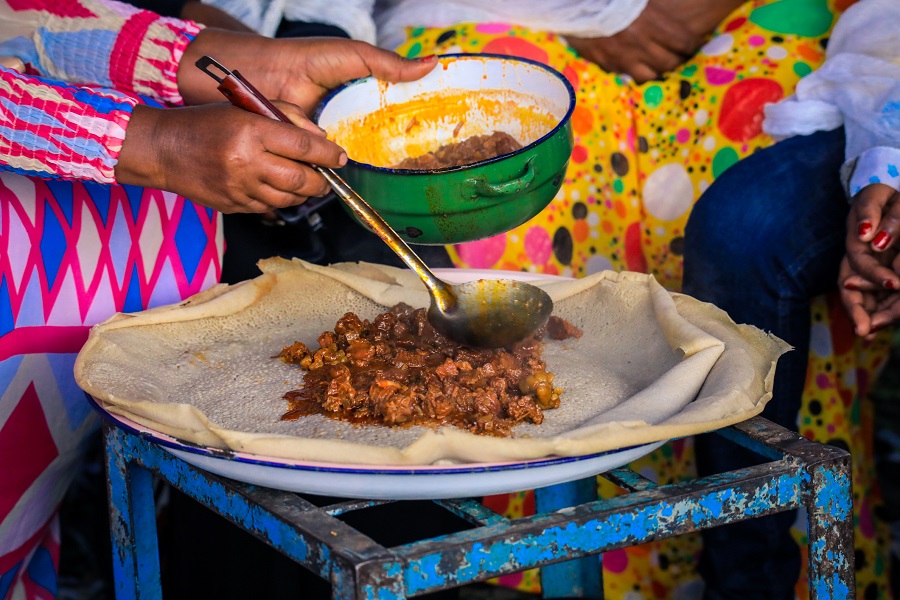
[0, 1, 223, 596]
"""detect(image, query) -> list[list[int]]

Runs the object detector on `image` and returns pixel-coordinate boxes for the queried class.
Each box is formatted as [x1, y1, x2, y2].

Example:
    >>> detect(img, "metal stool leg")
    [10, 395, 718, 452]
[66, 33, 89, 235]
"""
[105, 425, 164, 600]
[805, 451, 855, 599]
[535, 478, 603, 598]
[725, 418, 856, 600]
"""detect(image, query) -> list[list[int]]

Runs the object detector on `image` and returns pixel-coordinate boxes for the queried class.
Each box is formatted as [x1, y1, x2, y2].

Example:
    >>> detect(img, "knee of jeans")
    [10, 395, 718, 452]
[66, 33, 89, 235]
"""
[685, 191, 790, 285]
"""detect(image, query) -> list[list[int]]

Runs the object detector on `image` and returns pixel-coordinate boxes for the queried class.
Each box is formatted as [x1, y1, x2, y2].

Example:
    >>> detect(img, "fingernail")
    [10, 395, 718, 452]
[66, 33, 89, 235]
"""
[884, 279, 899, 290]
[338, 152, 348, 167]
[858, 221, 873, 236]
[416, 54, 437, 62]
[873, 231, 892, 250]
[843, 281, 860, 291]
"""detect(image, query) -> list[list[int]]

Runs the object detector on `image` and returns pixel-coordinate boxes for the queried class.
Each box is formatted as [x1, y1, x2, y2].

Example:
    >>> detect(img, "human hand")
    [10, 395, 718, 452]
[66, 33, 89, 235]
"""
[177, 31, 437, 110]
[843, 183, 900, 288]
[567, 0, 743, 83]
[115, 102, 344, 213]
[838, 253, 900, 340]
[839, 184, 900, 338]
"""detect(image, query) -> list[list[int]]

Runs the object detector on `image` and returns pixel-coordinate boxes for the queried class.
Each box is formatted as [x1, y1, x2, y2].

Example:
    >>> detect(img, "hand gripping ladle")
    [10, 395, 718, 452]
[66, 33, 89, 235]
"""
[196, 56, 553, 348]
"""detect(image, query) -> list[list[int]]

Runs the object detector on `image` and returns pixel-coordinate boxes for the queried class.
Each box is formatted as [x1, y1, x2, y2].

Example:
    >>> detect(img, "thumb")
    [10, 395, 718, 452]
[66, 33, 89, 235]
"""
[361, 48, 439, 83]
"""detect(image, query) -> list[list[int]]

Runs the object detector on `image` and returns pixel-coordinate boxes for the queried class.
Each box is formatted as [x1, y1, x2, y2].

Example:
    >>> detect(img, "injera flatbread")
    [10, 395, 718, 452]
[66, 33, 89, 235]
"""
[74, 258, 789, 465]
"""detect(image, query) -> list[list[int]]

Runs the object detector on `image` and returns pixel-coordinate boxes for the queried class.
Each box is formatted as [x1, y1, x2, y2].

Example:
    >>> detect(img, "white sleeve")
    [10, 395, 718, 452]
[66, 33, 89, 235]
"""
[283, 0, 377, 43]
[842, 146, 900, 196]
[762, 0, 900, 167]
[374, 0, 647, 51]
[201, 0, 377, 42]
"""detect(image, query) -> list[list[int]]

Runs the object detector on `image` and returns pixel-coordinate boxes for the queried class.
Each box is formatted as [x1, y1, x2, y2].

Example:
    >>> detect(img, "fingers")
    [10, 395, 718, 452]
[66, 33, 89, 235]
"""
[851, 183, 898, 245]
[871, 188, 900, 252]
[262, 119, 348, 171]
[634, 39, 687, 81]
[567, 5, 697, 84]
[844, 244, 900, 289]
[119, 103, 344, 214]
[871, 293, 900, 333]
[354, 42, 439, 83]
[272, 100, 328, 137]
[838, 256, 876, 337]
[639, 3, 698, 57]
[258, 154, 332, 200]
[628, 63, 663, 85]
[844, 209, 900, 289]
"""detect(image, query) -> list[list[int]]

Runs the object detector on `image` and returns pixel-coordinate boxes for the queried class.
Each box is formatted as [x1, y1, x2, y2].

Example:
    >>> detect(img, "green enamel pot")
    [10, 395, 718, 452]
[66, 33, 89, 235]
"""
[314, 53, 575, 245]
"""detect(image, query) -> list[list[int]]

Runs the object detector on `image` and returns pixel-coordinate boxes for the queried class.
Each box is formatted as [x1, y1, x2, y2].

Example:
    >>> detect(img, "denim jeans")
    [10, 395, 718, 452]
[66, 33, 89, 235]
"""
[682, 128, 849, 599]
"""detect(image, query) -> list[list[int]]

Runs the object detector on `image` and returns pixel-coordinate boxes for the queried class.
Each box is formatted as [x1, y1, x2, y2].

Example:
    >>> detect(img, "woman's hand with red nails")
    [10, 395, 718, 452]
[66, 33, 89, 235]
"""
[851, 183, 900, 250]
[845, 183, 900, 289]
[840, 184, 900, 338]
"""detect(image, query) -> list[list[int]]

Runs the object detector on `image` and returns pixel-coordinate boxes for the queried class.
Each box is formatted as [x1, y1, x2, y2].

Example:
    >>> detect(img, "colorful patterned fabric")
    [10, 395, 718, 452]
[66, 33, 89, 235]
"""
[0, 67, 136, 183]
[394, 1, 893, 598]
[0, 0, 199, 105]
[0, 1, 221, 597]
[0, 0, 201, 183]
[0, 174, 224, 599]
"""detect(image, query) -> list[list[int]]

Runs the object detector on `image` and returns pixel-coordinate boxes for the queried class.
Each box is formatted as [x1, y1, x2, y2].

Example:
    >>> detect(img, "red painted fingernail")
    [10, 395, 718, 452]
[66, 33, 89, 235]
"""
[858, 221, 873, 236]
[873, 231, 892, 250]
[885, 279, 899, 290]
[843, 281, 860, 291]
[416, 54, 437, 62]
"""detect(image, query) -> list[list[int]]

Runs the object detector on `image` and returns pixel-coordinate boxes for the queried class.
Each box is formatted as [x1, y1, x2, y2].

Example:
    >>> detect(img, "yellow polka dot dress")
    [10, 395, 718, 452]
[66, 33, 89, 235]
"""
[394, 1, 892, 598]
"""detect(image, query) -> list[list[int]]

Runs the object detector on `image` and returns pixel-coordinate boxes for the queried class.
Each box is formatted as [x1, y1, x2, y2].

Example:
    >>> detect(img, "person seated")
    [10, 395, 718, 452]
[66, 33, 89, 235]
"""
[373, 0, 892, 596]
[681, 0, 899, 597]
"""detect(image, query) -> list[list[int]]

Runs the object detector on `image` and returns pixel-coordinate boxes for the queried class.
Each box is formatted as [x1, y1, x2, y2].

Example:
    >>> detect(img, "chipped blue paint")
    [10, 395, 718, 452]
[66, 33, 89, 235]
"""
[811, 570, 852, 599]
[361, 563, 404, 600]
[810, 537, 826, 556]
[403, 474, 809, 589]
[362, 587, 402, 600]
[812, 468, 852, 520]
[405, 555, 446, 594]
[697, 493, 726, 518]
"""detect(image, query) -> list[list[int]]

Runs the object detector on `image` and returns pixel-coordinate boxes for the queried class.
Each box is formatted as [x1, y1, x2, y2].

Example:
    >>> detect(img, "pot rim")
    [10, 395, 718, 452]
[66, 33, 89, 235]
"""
[313, 52, 576, 175]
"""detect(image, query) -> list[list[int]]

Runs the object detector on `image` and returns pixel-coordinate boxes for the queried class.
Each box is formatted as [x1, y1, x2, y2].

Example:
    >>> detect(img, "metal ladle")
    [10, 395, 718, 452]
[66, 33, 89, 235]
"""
[196, 56, 553, 348]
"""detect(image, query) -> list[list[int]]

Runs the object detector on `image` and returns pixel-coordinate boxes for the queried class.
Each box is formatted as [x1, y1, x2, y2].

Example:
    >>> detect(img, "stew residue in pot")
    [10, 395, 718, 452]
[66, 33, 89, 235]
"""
[393, 131, 522, 170]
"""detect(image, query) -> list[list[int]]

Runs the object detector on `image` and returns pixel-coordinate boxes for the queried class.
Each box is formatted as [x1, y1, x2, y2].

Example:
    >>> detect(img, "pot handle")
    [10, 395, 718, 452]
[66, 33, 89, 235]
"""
[467, 157, 536, 197]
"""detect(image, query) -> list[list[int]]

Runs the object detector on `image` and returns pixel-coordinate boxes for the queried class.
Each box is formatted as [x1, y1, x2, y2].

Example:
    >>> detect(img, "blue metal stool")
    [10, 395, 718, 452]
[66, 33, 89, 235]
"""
[102, 415, 854, 599]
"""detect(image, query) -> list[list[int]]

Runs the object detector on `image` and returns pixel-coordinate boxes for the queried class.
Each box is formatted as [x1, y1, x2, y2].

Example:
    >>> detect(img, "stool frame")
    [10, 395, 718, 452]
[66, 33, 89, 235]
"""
[102, 415, 855, 599]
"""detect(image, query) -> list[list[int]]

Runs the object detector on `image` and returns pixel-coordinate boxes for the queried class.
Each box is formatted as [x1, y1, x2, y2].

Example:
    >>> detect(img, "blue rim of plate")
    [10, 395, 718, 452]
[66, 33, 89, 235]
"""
[312, 52, 578, 175]
[85, 393, 648, 476]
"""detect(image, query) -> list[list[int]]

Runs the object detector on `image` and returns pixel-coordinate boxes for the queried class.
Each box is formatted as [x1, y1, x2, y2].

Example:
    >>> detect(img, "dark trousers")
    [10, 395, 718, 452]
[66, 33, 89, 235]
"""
[682, 128, 849, 599]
